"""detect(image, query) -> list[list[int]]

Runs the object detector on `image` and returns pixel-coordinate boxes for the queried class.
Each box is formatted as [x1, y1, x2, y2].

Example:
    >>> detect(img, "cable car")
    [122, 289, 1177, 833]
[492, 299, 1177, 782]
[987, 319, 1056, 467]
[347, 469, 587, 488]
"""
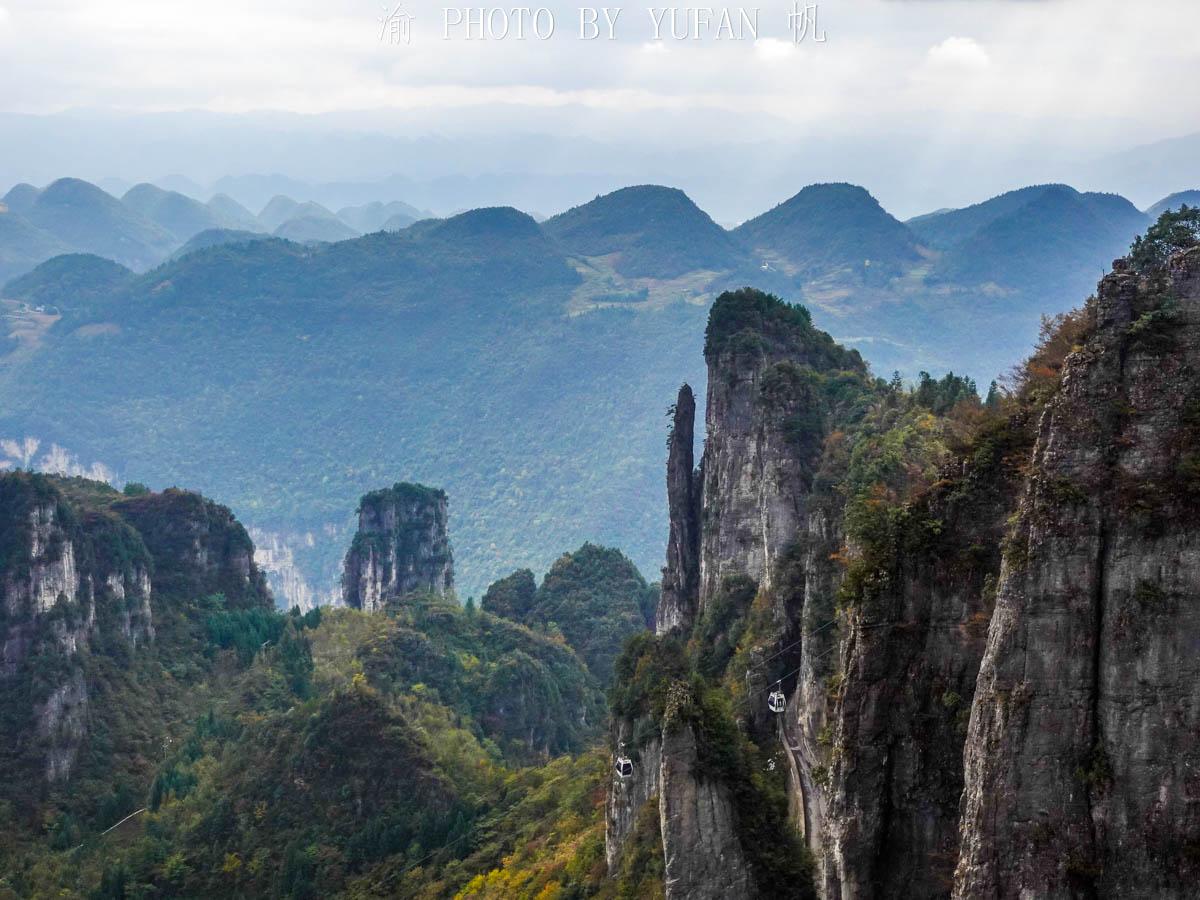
[614, 742, 634, 780]
[767, 686, 787, 714]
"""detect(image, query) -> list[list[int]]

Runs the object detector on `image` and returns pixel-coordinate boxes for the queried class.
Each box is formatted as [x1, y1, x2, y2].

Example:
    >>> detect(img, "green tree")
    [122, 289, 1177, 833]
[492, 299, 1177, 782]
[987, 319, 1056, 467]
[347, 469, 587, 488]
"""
[1130, 205, 1200, 273]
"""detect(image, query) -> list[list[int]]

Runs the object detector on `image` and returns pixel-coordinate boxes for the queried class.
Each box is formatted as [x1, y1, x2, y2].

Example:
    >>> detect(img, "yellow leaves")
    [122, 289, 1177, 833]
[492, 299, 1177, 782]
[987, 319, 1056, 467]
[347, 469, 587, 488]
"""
[221, 852, 242, 876]
[351, 671, 368, 689]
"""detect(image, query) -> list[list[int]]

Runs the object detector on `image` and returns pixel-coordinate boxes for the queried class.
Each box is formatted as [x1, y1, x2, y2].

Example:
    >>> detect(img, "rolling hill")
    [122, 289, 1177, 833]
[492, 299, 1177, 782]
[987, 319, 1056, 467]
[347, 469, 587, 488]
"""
[906, 184, 1060, 250]
[273, 214, 359, 243]
[170, 228, 274, 259]
[1147, 189, 1200, 217]
[122, 183, 226, 242]
[0, 205, 71, 285]
[544, 184, 746, 279]
[734, 182, 922, 278]
[20, 178, 176, 271]
[338, 200, 424, 233]
[206, 192, 265, 231]
[933, 185, 1148, 291]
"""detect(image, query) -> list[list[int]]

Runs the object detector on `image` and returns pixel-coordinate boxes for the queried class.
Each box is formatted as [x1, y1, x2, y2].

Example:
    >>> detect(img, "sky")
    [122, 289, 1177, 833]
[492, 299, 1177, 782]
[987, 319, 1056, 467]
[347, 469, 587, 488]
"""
[0, 0, 1197, 219]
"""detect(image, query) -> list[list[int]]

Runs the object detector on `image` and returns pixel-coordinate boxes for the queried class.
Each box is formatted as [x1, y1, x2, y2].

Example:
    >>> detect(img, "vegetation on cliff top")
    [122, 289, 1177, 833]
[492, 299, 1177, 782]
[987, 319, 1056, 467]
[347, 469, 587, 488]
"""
[482, 543, 657, 685]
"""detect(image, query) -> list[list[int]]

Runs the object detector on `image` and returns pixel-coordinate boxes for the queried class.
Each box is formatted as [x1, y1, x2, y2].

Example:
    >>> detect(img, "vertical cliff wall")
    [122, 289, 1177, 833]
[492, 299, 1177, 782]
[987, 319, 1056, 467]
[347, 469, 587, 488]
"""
[955, 249, 1200, 898]
[697, 289, 860, 612]
[609, 289, 870, 899]
[0, 476, 270, 785]
[611, 260, 1200, 897]
[342, 482, 453, 610]
[657, 384, 701, 635]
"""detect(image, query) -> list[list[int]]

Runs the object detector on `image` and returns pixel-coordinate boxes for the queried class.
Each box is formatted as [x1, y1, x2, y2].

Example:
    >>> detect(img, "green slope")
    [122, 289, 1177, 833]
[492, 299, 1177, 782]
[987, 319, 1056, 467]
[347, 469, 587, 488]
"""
[734, 182, 922, 278]
[545, 184, 747, 278]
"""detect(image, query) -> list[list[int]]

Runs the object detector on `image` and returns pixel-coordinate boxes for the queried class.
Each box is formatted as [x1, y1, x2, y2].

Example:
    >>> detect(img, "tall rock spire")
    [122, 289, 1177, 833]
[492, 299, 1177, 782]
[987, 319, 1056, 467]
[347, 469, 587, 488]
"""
[657, 383, 701, 634]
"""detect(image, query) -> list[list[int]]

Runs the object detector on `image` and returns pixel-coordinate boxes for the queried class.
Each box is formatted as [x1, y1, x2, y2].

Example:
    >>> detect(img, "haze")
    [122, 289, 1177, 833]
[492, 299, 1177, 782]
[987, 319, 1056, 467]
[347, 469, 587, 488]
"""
[0, 0, 1197, 220]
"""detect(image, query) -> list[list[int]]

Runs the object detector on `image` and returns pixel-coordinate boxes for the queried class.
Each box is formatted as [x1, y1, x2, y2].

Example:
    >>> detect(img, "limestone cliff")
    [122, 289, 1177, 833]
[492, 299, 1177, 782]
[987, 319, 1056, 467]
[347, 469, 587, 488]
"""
[0, 475, 154, 781]
[697, 288, 865, 611]
[609, 290, 866, 898]
[955, 248, 1200, 898]
[342, 482, 453, 610]
[0, 476, 270, 784]
[657, 384, 701, 635]
[609, 259, 1200, 898]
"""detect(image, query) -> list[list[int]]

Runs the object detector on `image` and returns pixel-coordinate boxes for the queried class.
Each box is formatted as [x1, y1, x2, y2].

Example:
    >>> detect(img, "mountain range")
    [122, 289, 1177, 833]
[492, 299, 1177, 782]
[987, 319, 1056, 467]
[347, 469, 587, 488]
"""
[0, 178, 1187, 604]
[0, 178, 434, 285]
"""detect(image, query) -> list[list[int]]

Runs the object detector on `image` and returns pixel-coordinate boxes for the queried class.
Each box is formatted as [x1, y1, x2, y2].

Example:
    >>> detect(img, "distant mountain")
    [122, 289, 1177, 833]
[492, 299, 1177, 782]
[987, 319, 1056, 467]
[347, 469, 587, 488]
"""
[381, 212, 418, 231]
[1085, 131, 1200, 209]
[171, 228, 274, 259]
[21, 178, 175, 271]
[0, 206, 627, 606]
[934, 185, 1148, 291]
[1146, 190, 1200, 218]
[122, 183, 225, 242]
[907, 185, 1061, 251]
[338, 200, 425, 233]
[734, 182, 921, 278]
[0, 179, 1177, 610]
[273, 215, 359, 243]
[544, 185, 746, 279]
[2, 183, 41, 214]
[0, 206, 70, 285]
[206, 192, 265, 231]
[258, 195, 342, 231]
[154, 173, 207, 198]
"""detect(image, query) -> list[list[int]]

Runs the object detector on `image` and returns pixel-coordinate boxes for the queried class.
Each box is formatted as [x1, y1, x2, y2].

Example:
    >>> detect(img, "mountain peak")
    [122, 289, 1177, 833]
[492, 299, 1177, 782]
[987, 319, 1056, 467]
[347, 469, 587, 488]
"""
[545, 184, 743, 278]
[431, 205, 543, 240]
[735, 181, 920, 277]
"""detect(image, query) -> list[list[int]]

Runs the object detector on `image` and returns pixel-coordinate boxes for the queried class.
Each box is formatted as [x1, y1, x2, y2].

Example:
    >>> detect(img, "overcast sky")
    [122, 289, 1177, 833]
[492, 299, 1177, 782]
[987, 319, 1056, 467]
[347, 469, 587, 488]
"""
[0, 0, 1197, 218]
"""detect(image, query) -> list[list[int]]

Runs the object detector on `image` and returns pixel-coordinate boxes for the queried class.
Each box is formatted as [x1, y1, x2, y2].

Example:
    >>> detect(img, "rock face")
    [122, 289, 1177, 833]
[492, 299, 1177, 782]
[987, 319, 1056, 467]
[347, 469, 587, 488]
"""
[657, 384, 701, 635]
[114, 487, 269, 605]
[609, 290, 867, 896]
[0, 475, 269, 783]
[604, 714, 755, 900]
[659, 723, 756, 900]
[605, 721, 663, 872]
[697, 288, 858, 611]
[610, 261, 1200, 898]
[810, 466, 1012, 899]
[0, 475, 154, 781]
[955, 248, 1200, 898]
[342, 482, 453, 611]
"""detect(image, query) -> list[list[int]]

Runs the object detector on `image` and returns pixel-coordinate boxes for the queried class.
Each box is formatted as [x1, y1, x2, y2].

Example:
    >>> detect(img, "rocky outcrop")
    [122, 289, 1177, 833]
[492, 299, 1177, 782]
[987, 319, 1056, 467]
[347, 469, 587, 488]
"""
[342, 482, 453, 610]
[955, 249, 1200, 898]
[606, 720, 662, 871]
[657, 384, 701, 634]
[811, 466, 1011, 899]
[698, 292, 843, 611]
[605, 714, 755, 900]
[610, 289, 865, 894]
[659, 723, 756, 900]
[0, 475, 270, 784]
[612, 263, 1200, 898]
[251, 526, 344, 611]
[114, 488, 269, 607]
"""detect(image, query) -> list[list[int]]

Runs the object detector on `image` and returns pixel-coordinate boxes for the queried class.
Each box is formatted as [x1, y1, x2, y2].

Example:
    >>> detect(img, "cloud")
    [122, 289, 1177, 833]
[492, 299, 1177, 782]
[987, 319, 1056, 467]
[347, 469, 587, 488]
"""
[0, 6, 10, 27]
[754, 38, 794, 63]
[925, 36, 990, 70]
